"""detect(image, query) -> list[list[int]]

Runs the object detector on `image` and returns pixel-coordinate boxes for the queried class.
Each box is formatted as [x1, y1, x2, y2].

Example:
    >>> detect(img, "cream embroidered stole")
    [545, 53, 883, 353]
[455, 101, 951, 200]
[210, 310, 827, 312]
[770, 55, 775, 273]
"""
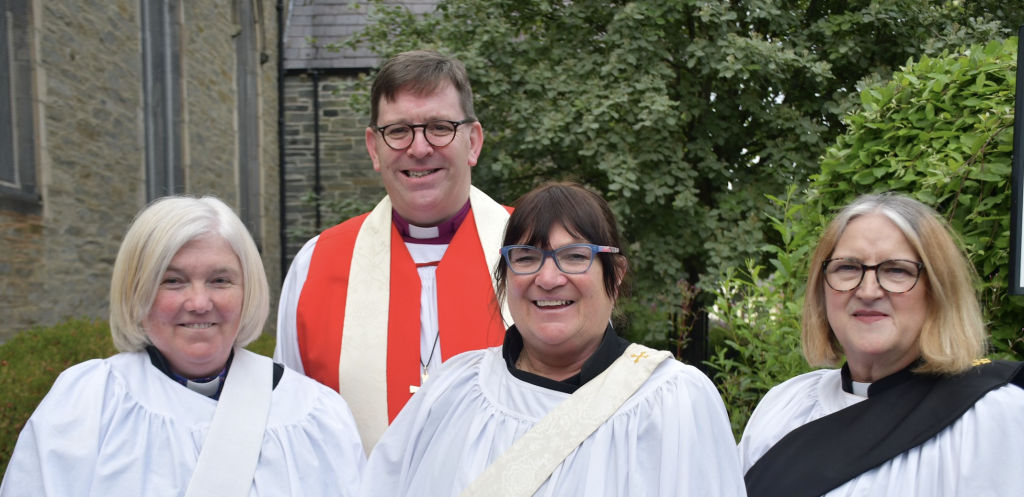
[184, 348, 273, 497]
[458, 344, 672, 497]
[339, 186, 511, 454]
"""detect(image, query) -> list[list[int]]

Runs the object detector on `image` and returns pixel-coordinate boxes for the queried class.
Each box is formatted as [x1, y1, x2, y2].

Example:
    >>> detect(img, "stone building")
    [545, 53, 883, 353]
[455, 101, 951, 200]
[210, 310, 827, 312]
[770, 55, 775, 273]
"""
[281, 0, 436, 267]
[0, 0, 282, 341]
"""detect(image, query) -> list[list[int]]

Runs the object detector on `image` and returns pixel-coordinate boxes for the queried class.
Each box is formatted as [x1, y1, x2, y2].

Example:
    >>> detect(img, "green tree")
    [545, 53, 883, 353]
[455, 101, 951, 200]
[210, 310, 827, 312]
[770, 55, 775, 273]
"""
[963, 0, 1024, 33]
[343, 0, 1006, 343]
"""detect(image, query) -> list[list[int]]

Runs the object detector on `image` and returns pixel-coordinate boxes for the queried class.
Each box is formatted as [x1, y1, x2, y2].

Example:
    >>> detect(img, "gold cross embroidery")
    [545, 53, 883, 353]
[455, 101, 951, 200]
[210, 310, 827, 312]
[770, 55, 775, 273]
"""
[972, 358, 992, 366]
[631, 351, 649, 363]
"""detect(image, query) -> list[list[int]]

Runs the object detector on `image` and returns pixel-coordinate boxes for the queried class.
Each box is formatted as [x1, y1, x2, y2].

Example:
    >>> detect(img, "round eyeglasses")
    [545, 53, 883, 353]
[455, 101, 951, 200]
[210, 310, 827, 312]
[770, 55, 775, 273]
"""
[373, 119, 475, 150]
[822, 258, 925, 294]
[501, 244, 620, 275]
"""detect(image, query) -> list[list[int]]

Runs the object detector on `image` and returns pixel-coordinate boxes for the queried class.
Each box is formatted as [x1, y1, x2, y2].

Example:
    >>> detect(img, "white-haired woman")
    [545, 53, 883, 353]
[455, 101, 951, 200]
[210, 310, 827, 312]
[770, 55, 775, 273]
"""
[739, 193, 1024, 496]
[1, 196, 365, 496]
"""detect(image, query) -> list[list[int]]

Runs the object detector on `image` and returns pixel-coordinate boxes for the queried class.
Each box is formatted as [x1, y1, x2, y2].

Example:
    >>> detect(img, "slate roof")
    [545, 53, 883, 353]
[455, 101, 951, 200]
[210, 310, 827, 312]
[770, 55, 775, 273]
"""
[284, 0, 440, 71]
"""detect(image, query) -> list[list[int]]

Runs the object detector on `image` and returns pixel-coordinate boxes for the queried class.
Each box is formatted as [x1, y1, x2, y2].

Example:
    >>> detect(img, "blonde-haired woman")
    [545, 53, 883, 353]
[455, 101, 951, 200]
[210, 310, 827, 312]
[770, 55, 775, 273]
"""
[1, 196, 365, 496]
[739, 193, 1024, 496]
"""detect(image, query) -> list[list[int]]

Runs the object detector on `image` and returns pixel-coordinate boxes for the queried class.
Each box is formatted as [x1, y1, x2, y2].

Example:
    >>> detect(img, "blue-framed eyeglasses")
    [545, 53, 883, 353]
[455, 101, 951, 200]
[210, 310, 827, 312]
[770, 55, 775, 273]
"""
[500, 244, 620, 275]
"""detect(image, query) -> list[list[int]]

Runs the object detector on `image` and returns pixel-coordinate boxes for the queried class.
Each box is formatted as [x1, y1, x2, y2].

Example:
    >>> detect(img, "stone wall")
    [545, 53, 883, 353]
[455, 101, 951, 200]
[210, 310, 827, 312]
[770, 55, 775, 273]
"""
[0, 211, 45, 339]
[0, 0, 147, 343]
[257, 0, 282, 330]
[183, 1, 238, 201]
[0, 0, 281, 342]
[282, 72, 384, 268]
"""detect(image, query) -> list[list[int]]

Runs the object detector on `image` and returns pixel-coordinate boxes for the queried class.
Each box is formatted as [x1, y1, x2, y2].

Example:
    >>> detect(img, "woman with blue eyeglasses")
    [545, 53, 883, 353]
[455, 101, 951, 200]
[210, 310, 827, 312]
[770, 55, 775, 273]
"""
[739, 193, 1024, 497]
[358, 181, 745, 497]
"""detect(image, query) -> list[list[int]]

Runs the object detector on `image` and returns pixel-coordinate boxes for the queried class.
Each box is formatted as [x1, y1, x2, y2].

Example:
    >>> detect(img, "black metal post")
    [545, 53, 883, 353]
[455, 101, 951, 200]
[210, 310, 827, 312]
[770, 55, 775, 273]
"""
[312, 69, 322, 231]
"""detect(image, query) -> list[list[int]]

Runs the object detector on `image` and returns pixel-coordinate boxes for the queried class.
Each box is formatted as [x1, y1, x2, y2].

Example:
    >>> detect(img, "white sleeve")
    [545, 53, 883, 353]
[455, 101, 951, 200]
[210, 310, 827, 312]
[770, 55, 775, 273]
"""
[274, 235, 319, 375]
[0, 360, 111, 497]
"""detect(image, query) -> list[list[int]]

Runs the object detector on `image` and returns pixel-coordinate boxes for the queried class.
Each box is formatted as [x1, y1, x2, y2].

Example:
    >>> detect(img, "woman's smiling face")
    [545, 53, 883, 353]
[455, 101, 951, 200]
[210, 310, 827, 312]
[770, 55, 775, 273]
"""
[144, 236, 244, 379]
[825, 213, 929, 381]
[506, 224, 615, 360]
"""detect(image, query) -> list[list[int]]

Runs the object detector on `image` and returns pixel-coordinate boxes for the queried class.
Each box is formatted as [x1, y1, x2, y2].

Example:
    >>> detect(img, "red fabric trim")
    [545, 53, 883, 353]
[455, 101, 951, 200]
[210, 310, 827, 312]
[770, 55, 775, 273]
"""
[387, 226, 421, 422]
[296, 205, 513, 422]
[295, 213, 370, 391]
[437, 208, 509, 361]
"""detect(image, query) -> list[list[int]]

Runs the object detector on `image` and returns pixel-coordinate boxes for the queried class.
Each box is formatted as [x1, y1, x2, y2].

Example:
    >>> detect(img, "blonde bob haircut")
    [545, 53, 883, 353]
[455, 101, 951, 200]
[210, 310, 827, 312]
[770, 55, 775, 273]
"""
[802, 193, 986, 376]
[109, 196, 269, 353]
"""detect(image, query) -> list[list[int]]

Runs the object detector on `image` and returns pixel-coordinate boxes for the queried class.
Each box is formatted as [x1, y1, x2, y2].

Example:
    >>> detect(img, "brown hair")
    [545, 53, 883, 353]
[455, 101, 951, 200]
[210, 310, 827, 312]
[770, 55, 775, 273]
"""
[802, 193, 986, 375]
[494, 182, 629, 312]
[369, 50, 476, 127]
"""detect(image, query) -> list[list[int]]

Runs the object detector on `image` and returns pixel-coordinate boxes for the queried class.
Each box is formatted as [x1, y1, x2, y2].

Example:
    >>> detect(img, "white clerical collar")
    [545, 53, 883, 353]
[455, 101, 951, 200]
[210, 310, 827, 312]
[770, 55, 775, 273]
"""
[851, 381, 871, 398]
[408, 224, 440, 239]
[186, 378, 222, 397]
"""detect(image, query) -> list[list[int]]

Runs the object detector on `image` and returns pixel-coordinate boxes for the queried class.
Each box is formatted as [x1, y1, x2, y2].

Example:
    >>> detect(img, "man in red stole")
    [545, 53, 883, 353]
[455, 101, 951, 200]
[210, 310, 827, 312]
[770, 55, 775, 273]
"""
[275, 50, 511, 453]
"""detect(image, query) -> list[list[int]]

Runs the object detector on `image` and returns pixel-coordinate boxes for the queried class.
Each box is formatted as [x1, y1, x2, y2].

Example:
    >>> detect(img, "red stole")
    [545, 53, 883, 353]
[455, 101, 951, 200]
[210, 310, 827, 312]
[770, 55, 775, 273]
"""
[295, 209, 507, 421]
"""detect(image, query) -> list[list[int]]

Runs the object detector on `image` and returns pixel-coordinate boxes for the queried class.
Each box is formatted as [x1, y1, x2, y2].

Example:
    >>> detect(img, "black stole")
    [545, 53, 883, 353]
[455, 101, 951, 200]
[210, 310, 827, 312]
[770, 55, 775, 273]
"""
[744, 360, 1024, 497]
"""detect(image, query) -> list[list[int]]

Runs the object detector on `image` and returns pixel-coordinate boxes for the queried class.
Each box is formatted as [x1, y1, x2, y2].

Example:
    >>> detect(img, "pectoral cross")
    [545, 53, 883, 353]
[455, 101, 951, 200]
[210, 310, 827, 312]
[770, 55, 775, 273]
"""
[409, 366, 430, 394]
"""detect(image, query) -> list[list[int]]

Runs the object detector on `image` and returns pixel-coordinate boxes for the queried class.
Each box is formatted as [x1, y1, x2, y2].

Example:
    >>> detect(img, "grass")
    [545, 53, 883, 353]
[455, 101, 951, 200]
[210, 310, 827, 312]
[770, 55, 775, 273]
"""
[0, 318, 276, 478]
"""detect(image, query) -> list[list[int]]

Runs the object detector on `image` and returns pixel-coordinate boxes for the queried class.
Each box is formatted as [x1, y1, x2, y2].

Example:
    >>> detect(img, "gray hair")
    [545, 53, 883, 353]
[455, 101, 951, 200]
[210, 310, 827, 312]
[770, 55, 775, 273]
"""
[109, 196, 269, 352]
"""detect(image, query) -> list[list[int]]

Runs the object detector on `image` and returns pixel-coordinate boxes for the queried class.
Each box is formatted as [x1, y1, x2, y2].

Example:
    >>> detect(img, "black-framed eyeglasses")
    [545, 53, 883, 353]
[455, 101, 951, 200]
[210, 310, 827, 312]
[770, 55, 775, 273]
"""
[501, 244, 620, 275]
[373, 119, 475, 150]
[822, 258, 925, 294]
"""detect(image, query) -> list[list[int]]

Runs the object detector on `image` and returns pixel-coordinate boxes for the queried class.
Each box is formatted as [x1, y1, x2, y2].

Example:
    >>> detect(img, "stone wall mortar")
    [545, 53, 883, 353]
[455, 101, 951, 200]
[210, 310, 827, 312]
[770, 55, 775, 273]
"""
[257, 0, 282, 332]
[282, 73, 383, 269]
[1, 0, 281, 341]
[183, 0, 237, 201]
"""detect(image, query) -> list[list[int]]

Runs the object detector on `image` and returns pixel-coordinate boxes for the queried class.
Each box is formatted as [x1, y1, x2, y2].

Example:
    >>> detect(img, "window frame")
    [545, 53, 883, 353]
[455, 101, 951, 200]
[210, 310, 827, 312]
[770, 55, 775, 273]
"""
[0, 0, 40, 214]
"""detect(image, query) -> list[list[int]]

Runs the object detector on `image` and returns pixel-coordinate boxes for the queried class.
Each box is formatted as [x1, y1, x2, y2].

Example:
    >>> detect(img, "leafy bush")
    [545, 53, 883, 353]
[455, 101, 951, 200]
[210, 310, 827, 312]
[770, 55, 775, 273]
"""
[705, 189, 815, 439]
[0, 319, 276, 477]
[811, 38, 1023, 357]
[0, 318, 116, 476]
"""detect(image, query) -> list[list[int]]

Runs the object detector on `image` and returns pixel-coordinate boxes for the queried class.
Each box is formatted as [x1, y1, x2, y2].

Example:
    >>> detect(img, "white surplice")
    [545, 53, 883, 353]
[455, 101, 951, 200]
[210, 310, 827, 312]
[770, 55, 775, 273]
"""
[359, 347, 746, 497]
[0, 351, 366, 497]
[738, 368, 1024, 496]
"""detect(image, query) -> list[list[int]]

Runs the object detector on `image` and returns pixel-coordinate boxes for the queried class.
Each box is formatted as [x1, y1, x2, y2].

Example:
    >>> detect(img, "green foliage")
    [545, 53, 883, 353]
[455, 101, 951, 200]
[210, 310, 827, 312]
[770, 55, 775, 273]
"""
[246, 332, 277, 359]
[962, 0, 1024, 34]
[0, 318, 116, 477]
[705, 187, 815, 439]
[812, 38, 1023, 357]
[342, 0, 1008, 333]
[0, 320, 276, 477]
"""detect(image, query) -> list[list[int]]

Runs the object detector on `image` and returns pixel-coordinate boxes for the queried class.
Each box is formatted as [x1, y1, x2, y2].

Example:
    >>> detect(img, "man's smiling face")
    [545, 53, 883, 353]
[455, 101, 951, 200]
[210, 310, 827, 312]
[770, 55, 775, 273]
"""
[365, 84, 483, 226]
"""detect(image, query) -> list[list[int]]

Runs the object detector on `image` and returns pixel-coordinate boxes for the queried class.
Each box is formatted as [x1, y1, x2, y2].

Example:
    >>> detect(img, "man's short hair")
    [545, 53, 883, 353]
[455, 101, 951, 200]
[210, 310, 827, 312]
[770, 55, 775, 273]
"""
[369, 50, 476, 127]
